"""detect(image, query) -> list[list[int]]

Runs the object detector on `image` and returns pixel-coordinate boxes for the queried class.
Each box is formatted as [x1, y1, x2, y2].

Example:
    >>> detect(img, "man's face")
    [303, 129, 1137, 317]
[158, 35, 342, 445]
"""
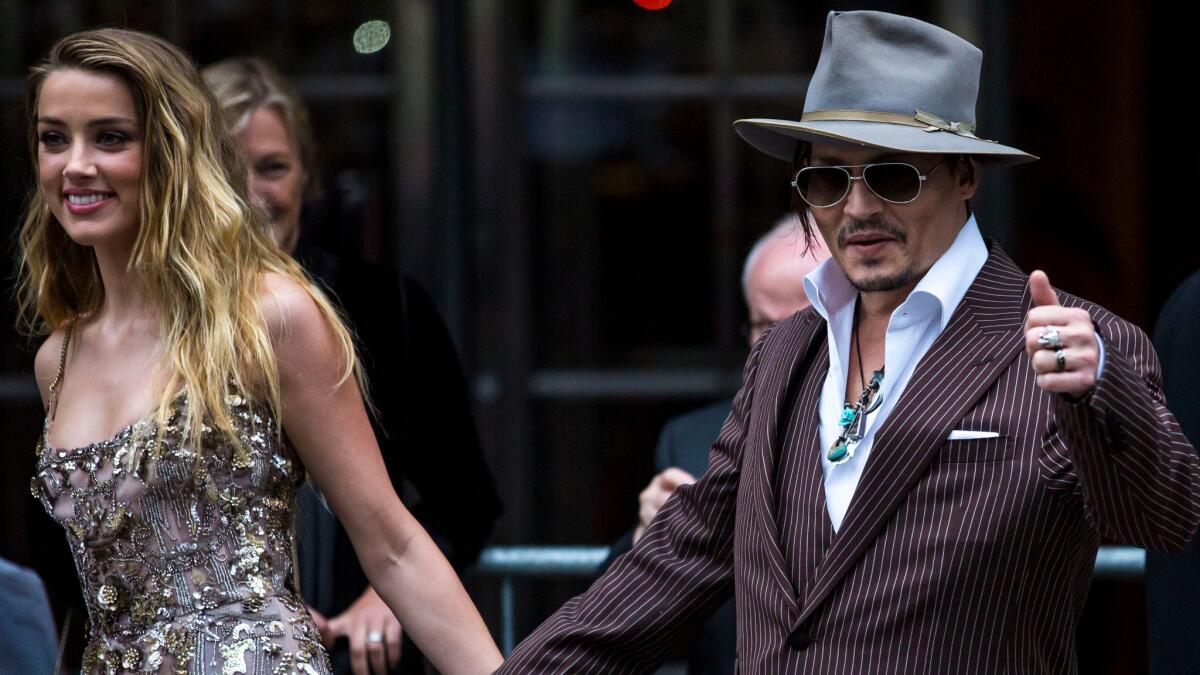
[804, 142, 977, 298]
[744, 231, 827, 346]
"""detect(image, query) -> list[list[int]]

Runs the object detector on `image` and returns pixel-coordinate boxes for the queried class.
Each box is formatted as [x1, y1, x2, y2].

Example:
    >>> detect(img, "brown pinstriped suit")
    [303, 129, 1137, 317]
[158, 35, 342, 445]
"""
[500, 245, 1200, 674]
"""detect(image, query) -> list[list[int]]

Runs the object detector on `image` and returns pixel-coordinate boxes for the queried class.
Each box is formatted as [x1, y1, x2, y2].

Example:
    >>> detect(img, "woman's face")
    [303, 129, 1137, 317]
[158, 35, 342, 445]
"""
[36, 68, 143, 250]
[237, 106, 305, 252]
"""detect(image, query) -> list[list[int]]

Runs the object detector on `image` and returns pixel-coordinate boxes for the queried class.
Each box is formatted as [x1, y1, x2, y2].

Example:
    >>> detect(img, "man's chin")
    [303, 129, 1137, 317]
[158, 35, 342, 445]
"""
[848, 268, 916, 293]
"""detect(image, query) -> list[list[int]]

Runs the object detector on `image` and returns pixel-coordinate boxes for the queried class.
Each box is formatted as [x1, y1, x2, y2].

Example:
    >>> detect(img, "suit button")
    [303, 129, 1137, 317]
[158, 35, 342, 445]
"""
[788, 628, 813, 651]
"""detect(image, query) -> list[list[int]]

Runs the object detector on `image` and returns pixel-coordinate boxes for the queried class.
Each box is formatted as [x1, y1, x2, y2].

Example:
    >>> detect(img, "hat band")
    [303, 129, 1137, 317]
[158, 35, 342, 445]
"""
[800, 109, 997, 143]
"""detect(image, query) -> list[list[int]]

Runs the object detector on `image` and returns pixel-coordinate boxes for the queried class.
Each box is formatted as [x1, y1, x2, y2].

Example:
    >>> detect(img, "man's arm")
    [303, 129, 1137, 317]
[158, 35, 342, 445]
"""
[1051, 312, 1200, 550]
[1025, 271, 1200, 551]
[499, 332, 770, 673]
[1054, 309, 1200, 551]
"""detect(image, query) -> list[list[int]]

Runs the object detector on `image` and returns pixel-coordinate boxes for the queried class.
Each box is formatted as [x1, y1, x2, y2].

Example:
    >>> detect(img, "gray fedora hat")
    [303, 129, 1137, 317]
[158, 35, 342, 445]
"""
[735, 11, 1036, 165]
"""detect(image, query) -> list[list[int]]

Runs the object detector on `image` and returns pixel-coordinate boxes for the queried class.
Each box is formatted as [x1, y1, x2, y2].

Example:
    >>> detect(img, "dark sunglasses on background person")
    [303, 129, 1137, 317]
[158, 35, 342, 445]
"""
[791, 160, 943, 208]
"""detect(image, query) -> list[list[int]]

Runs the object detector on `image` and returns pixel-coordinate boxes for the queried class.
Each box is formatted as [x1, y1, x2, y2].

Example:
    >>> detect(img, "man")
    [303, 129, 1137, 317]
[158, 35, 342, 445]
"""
[606, 219, 828, 674]
[501, 11, 1200, 673]
[1144, 269, 1200, 673]
[0, 557, 57, 675]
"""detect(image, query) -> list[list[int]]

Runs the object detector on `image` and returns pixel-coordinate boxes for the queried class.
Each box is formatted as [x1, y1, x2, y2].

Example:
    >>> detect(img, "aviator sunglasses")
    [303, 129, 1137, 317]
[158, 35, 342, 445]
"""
[791, 160, 943, 208]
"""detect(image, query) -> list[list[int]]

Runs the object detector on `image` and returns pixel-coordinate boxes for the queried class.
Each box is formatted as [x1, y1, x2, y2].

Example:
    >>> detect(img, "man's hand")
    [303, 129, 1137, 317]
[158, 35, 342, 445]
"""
[320, 586, 403, 674]
[1023, 270, 1100, 398]
[633, 467, 697, 544]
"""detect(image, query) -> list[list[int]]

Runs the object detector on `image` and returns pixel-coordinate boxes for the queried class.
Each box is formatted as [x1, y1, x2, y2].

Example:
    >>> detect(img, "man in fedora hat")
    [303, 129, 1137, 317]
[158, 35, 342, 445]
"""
[500, 11, 1200, 673]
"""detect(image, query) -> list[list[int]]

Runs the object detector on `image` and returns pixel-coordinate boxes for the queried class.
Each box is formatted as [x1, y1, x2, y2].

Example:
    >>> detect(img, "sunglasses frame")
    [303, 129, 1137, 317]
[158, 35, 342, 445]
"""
[790, 160, 943, 208]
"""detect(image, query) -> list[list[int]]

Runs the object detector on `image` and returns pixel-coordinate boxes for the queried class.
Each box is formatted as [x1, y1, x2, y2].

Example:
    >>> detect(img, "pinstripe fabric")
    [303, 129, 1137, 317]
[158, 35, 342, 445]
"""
[499, 246, 1200, 674]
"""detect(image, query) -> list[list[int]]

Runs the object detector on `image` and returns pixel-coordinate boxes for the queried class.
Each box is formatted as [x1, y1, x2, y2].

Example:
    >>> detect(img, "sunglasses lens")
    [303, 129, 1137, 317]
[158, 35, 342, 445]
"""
[795, 167, 849, 208]
[863, 163, 921, 203]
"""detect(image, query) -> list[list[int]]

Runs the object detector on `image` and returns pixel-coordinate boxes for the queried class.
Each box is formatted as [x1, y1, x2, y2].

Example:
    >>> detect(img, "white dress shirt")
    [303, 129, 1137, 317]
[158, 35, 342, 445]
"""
[802, 217, 1107, 531]
[803, 216, 988, 531]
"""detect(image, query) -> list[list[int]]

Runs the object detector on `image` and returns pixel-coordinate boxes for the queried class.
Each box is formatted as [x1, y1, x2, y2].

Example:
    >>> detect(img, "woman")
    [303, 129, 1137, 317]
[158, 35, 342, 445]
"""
[199, 57, 502, 675]
[20, 28, 502, 674]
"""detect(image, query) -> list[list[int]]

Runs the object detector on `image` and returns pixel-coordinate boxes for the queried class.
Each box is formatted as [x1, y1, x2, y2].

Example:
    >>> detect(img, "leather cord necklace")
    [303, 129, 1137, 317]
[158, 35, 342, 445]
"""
[828, 298, 885, 464]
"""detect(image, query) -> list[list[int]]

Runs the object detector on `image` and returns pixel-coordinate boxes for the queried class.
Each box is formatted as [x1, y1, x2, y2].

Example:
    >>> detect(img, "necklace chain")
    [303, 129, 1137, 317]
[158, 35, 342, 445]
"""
[828, 298, 884, 464]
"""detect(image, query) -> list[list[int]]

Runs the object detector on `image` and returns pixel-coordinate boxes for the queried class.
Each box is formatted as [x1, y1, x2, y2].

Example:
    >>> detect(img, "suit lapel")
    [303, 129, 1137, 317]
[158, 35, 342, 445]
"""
[744, 309, 826, 612]
[796, 245, 1030, 624]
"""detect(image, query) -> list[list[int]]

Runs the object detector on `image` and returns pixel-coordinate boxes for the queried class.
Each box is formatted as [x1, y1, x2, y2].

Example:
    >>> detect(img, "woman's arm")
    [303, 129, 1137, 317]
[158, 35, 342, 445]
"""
[260, 273, 502, 674]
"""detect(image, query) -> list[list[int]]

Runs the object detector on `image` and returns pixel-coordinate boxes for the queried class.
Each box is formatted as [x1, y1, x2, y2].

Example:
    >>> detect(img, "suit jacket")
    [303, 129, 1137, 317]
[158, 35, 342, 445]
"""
[605, 401, 736, 675]
[500, 245, 1200, 674]
[1145, 269, 1200, 674]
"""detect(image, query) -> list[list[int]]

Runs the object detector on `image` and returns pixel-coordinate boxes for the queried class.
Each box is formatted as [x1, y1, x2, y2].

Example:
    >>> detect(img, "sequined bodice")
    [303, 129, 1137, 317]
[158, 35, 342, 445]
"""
[31, 393, 331, 674]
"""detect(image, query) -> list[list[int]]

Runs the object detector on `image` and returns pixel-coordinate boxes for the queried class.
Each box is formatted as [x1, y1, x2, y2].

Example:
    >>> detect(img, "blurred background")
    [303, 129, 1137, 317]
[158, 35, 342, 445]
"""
[0, 0, 1191, 673]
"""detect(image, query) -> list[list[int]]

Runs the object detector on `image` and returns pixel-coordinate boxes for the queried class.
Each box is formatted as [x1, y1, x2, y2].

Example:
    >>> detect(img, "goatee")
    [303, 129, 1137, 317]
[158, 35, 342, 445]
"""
[838, 216, 914, 292]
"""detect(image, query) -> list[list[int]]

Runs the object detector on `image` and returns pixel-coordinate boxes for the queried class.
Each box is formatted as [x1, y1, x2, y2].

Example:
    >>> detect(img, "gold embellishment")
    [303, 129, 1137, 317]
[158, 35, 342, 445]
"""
[81, 640, 104, 672]
[121, 646, 143, 670]
[129, 595, 156, 624]
[97, 584, 120, 611]
[31, 390, 331, 673]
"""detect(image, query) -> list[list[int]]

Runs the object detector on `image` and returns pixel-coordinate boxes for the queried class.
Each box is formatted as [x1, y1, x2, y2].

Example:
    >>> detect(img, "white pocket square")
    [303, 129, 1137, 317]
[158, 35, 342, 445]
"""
[947, 430, 1001, 440]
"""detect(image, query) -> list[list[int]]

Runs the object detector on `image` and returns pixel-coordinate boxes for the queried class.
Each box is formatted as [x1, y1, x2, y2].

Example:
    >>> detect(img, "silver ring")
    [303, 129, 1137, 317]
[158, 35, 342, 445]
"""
[367, 632, 384, 643]
[1038, 326, 1064, 350]
[1055, 348, 1066, 372]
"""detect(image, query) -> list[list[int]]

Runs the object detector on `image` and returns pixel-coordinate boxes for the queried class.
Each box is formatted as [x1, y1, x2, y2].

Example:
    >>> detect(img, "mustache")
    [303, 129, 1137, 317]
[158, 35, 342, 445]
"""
[837, 217, 907, 247]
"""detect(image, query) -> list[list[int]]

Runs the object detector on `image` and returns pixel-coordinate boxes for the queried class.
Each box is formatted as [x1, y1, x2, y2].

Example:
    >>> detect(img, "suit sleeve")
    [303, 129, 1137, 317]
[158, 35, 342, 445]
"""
[498, 331, 770, 673]
[1055, 307, 1200, 552]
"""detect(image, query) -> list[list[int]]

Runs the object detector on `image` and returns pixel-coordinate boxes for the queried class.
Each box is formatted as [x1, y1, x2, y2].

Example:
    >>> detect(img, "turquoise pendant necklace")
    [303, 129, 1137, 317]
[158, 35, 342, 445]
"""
[828, 299, 884, 465]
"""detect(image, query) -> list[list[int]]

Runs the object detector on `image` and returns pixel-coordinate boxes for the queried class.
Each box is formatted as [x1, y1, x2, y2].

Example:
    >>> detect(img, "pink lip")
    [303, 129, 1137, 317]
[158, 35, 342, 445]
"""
[63, 190, 115, 216]
[844, 233, 896, 257]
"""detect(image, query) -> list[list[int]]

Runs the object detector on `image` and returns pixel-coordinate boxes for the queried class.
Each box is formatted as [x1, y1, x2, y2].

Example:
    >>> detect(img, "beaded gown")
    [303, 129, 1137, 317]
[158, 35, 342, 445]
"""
[30, 331, 332, 675]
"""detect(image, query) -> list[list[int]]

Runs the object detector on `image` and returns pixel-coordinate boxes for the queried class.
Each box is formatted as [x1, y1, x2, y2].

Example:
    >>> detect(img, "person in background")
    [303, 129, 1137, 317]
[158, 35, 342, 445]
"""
[1144, 268, 1200, 674]
[0, 556, 57, 674]
[604, 216, 829, 675]
[201, 58, 502, 675]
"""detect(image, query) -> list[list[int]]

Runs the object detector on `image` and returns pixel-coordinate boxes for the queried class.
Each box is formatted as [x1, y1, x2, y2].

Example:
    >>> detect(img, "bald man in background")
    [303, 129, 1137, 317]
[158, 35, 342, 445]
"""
[604, 216, 829, 675]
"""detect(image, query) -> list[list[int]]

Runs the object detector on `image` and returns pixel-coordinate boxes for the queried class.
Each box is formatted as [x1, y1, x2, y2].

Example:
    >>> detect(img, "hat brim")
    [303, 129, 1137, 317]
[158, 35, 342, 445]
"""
[734, 118, 1038, 166]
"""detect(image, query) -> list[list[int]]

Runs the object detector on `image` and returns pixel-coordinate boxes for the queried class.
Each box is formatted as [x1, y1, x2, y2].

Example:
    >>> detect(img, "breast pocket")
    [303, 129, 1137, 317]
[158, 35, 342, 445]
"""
[938, 436, 1013, 463]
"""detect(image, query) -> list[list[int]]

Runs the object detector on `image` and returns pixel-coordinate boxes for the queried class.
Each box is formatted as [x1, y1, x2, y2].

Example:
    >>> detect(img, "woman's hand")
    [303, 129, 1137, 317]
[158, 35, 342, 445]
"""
[327, 587, 403, 675]
[262, 274, 502, 673]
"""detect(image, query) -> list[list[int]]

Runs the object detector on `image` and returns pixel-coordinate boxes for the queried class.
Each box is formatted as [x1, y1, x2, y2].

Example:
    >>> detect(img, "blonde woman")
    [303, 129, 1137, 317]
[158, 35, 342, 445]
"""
[21, 28, 502, 674]
[200, 57, 502, 675]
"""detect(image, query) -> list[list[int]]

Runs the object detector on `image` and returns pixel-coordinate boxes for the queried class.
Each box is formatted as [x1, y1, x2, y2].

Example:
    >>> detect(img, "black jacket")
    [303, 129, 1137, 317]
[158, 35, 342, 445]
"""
[1146, 269, 1200, 674]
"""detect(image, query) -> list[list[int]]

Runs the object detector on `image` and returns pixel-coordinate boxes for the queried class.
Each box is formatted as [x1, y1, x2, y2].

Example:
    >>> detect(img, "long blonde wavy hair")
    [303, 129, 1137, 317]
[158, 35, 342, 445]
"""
[16, 28, 361, 456]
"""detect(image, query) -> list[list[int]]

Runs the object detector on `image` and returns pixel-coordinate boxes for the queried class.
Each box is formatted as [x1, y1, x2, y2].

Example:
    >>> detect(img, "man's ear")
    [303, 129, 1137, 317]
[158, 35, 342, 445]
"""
[956, 156, 980, 199]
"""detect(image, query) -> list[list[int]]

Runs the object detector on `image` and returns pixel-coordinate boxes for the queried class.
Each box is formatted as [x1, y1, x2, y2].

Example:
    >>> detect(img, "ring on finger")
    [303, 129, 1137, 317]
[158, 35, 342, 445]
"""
[1054, 348, 1066, 372]
[367, 631, 385, 644]
[1038, 325, 1064, 350]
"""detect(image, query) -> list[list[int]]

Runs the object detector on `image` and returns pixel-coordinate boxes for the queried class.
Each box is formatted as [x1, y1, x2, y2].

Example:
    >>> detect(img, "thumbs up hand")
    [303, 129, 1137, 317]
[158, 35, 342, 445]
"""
[1023, 270, 1100, 397]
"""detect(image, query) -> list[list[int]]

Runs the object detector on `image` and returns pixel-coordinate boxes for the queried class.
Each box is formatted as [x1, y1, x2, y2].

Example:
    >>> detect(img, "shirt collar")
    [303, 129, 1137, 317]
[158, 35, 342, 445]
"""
[803, 213, 988, 330]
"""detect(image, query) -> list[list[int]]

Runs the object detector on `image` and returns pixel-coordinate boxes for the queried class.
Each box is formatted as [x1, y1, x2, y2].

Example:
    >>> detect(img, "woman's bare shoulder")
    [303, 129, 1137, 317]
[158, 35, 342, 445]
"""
[257, 272, 323, 329]
[256, 271, 342, 362]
